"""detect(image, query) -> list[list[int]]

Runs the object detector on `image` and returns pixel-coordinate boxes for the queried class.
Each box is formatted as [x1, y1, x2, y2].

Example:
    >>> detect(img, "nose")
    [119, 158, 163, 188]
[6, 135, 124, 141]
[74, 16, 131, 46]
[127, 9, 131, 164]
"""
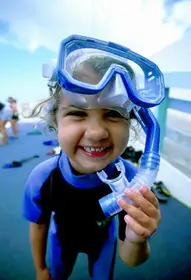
[84, 118, 109, 142]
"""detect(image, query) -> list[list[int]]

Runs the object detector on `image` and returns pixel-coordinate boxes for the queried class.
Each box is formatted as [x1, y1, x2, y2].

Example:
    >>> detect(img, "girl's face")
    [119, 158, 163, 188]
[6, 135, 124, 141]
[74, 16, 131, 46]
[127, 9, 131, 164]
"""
[56, 62, 130, 174]
[57, 96, 130, 174]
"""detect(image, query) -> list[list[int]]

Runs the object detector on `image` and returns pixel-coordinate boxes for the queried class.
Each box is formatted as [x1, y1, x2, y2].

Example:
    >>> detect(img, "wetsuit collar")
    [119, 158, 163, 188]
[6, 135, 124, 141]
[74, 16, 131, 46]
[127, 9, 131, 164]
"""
[59, 151, 117, 189]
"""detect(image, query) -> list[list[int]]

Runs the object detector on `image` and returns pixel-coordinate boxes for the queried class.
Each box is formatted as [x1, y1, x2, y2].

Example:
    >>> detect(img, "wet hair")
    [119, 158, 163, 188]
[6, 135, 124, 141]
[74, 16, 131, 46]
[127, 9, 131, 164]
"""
[86, 56, 134, 80]
[73, 55, 135, 84]
[24, 84, 62, 130]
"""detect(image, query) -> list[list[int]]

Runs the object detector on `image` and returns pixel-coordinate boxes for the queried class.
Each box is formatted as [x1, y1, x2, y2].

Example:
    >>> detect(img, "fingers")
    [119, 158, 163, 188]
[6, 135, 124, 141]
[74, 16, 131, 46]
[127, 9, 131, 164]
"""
[118, 196, 158, 230]
[139, 186, 159, 209]
[124, 187, 160, 219]
[124, 215, 152, 239]
[117, 186, 161, 237]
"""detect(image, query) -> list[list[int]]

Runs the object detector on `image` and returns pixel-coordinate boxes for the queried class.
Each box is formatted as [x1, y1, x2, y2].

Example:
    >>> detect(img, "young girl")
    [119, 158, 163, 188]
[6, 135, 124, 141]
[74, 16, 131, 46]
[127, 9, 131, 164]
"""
[23, 35, 162, 280]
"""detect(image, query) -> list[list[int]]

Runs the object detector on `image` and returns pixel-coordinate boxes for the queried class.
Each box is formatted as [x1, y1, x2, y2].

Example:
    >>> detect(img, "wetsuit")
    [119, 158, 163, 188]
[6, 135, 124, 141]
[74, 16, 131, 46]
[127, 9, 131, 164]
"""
[23, 151, 137, 280]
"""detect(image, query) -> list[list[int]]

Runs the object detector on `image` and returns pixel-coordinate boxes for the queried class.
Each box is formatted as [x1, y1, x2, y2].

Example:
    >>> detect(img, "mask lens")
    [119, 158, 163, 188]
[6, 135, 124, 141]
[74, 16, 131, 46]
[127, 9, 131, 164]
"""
[64, 48, 135, 86]
[57, 36, 165, 107]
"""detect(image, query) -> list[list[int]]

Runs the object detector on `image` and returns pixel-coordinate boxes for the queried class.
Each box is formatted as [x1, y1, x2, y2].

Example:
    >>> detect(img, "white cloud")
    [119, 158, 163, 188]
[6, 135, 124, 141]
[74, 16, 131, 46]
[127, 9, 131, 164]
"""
[0, 0, 191, 56]
[171, 1, 191, 26]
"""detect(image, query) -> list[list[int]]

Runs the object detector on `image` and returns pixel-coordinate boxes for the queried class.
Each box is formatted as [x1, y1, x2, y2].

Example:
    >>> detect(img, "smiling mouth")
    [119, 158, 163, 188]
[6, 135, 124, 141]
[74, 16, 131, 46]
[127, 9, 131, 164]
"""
[79, 146, 111, 156]
[82, 146, 109, 152]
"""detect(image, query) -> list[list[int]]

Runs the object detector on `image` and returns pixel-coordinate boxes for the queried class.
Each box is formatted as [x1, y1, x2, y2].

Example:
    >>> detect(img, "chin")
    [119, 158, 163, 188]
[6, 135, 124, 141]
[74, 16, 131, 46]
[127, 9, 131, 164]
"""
[87, 163, 109, 174]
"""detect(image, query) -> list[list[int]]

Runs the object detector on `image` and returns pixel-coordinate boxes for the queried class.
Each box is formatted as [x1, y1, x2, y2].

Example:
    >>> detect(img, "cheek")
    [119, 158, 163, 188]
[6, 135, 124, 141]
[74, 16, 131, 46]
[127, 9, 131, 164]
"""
[121, 130, 130, 146]
[113, 124, 130, 148]
[115, 122, 129, 138]
[57, 122, 83, 149]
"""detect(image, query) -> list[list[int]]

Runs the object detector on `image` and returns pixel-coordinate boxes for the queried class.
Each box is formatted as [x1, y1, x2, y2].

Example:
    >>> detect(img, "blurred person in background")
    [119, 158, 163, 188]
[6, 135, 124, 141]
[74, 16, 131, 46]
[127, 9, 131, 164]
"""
[8, 96, 19, 138]
[0, 101, 12, 145]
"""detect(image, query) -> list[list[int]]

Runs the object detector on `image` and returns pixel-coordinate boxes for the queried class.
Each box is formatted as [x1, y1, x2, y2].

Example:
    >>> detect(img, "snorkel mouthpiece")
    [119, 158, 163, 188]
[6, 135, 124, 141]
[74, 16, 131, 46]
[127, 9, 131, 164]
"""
[98, 161, 129, 193]
[97, 161, 131, 217]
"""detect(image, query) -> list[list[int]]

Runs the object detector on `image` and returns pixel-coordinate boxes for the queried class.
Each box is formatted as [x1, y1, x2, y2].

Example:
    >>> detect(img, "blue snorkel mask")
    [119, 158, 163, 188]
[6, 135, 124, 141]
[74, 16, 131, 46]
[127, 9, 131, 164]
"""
[43, 35, 165, 217]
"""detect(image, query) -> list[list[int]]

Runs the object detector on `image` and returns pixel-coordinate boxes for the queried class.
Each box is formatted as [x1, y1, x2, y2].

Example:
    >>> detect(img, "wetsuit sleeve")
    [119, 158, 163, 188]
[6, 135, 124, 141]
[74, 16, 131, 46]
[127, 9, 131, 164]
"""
[23, 159, 57, 224]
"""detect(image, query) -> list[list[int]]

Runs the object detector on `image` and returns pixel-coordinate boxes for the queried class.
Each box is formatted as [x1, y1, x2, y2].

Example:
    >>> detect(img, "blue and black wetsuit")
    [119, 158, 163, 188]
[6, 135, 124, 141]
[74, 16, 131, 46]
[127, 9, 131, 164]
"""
[23, 151, 136, 280]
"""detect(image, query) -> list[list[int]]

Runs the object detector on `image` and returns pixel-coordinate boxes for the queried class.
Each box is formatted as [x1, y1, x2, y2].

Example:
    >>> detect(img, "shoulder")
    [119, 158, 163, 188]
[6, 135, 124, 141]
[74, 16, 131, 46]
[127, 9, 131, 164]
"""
[23, 156, 59, 223]
[25, 156, 59, 191]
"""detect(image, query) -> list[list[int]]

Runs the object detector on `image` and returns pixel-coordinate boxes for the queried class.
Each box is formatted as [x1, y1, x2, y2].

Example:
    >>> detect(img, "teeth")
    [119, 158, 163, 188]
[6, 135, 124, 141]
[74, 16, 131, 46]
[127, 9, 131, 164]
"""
[83, 147, 105, 152]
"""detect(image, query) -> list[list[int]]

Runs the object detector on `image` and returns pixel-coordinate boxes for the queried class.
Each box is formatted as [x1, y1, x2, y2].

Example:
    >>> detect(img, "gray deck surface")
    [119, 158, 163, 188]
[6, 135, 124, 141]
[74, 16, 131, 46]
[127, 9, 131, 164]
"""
[0, 122, 191, 280]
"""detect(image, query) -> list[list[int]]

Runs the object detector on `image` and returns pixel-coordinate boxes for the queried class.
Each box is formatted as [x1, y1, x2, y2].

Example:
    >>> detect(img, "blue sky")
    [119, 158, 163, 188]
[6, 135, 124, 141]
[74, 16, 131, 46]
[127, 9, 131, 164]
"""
[0, 0, 191, 102]
[0, 43, 55, 102]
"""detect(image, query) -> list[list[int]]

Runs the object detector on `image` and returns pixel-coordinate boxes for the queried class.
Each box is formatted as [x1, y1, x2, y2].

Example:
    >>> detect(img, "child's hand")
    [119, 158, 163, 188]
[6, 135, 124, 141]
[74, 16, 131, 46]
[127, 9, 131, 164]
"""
[36, 267, 54, 280]
[117, 185, 161, 243]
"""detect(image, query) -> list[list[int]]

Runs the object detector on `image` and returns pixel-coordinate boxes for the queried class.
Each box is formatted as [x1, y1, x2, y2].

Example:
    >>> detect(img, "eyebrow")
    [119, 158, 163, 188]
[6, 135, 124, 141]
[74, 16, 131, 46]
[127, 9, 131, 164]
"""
[59, 105, 87, 111]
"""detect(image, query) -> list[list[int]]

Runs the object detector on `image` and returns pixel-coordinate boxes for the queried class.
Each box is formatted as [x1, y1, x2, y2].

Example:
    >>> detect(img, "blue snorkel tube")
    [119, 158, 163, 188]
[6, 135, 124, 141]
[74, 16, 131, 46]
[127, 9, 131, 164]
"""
[97, 107, 161, 217]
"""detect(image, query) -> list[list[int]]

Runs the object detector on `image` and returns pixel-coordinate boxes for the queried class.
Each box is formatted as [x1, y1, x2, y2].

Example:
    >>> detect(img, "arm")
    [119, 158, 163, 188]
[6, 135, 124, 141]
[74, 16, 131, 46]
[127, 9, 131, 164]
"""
[30, 222, 53, 280]
[30, 222, 49, 271]
[117, 186, 161, 266]
[118, 237, 150, 266]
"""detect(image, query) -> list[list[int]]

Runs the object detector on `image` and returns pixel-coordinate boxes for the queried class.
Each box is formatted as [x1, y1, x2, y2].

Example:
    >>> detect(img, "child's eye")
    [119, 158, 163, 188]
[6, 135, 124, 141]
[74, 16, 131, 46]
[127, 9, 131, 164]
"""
[66, 111, 87, 117]
[105, 110, 124, 119]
